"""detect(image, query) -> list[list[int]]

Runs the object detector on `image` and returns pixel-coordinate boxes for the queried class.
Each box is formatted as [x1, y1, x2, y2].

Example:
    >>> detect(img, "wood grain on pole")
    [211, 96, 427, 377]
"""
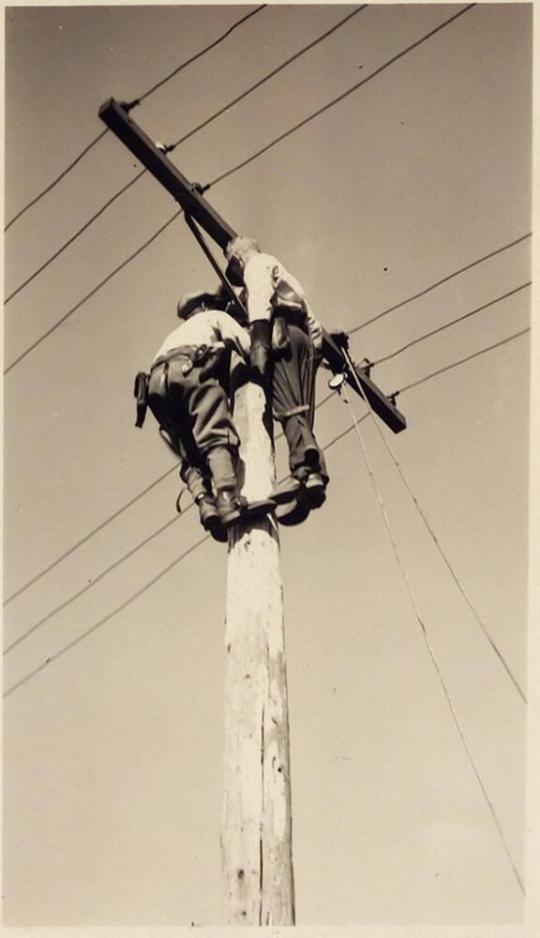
[222, 379, 295, 925]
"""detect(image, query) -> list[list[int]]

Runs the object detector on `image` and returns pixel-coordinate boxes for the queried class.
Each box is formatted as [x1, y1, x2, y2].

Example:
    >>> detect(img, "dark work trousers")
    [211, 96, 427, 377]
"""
[147, 356, 239, 493]
[272, 325, 328, 480]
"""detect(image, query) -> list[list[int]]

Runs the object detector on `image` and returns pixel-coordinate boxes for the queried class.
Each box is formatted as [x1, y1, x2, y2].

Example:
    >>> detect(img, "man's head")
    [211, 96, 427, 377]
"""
[224, 235, 261, 286]
[176, 288, 227, 320]
[214, 282, 248, 327]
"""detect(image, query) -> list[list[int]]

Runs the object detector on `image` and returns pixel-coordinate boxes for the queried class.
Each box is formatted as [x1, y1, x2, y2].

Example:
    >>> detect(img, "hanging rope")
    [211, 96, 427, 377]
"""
[342, 348, 526, 703]
[337, 363, 524, 896]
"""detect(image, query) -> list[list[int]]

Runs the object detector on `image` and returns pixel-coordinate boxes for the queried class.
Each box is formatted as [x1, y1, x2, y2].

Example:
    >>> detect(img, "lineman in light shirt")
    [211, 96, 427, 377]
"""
[224, 236, 329, 520]
[152, 302, 249, 363]
[142, 290, 271, 540]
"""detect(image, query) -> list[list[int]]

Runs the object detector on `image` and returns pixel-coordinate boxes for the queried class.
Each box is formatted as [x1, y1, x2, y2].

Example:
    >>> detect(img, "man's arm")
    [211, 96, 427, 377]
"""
[212, 311, 251, 358]
[305, 308, 323, 350]
[242, 253, 277, 323]
[246, 253, 323, 348]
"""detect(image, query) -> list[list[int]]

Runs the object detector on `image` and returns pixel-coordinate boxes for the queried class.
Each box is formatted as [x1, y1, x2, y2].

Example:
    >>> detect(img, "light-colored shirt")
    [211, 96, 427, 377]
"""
[242, 253, 323, 348]
[153, 309, 250, 364]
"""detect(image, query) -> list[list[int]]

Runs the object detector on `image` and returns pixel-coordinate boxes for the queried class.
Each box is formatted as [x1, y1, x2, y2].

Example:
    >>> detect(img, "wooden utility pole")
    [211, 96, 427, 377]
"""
[99, 99, 296, 921]
[222, 378, 295, 925]
[98, 96, 407, 926]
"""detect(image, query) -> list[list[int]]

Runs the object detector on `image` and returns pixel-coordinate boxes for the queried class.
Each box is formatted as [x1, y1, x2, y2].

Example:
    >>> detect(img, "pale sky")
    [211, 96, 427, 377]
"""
[2, 2, 533, 927]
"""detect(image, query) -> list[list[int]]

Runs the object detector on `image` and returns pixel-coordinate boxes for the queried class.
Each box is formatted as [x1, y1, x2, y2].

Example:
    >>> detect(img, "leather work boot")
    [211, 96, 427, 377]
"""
[216, 489, 243, 527]
[303, 471, 327, 508]
[196, 494, 227, 542]
[293, 465, 327, 509]
[272, 476, 302, 505]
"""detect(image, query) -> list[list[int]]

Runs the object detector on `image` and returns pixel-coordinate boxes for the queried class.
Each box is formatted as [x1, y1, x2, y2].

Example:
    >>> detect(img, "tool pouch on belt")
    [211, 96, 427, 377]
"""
[195, 343, 227, 383]
[133, 371, 150, 428]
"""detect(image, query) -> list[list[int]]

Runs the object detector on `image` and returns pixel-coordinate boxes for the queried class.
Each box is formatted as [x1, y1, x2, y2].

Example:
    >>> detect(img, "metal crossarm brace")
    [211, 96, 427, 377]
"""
[99, 97, 407, 433]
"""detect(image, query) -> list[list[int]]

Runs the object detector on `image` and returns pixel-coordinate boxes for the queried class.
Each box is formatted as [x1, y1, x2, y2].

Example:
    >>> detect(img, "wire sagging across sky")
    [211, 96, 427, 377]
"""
[4, 4, 267, 231]
[348, 233, 531, 337]
[4, 6, 366, 304]
[394, 327, 530, 396]
[3, 534, 212, 698]
[209, 4, 476, 189]
[370, 282, 531, 368]
[3, 513, 186, 656]
[4, 211, 182, 375]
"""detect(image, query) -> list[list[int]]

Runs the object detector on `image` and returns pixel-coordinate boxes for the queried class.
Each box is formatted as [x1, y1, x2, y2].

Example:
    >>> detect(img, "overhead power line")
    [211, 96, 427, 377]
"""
[4, 514, 183, 655]
[5, 6, 365, 305]
[371, 282, 531, 368]
[3, 327, 527, 697]
[330, 329, 531, 435]
[4, 5, 266, 232]
[348, 233, 531, 337]
[3, 534, 211, 698]
[395, 327, 530, 396]
[5, 173, 148, 304]
[4, 3, 477, 375]
[168, 7, 366, 153]
[5, 130, 109, 232]
[209, 4, 476, 188]
[4, 211, 181, 375]
[133, 4, 266, 105]
[3, 465, 180, 607]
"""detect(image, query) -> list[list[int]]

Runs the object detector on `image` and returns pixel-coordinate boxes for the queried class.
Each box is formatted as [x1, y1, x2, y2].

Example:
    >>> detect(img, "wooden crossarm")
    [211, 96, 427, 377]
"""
[99, 98, 236, 248]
